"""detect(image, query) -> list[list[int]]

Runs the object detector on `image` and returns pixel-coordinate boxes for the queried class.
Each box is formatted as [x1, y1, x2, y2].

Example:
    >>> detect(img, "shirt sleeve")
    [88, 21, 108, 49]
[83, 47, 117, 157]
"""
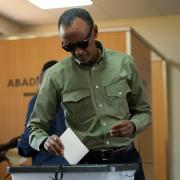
[127, 56, 151, 134]
[17, 95, 37, 157]
[27, 72, 60, 151]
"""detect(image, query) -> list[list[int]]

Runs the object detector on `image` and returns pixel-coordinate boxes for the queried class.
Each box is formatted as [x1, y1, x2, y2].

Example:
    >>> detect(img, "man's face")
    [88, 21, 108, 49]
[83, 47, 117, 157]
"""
[59, 18, 97, 64]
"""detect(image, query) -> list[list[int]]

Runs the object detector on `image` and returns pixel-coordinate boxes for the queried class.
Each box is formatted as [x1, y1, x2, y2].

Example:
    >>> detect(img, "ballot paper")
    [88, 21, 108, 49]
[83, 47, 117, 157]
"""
[60, 128, 89, 165]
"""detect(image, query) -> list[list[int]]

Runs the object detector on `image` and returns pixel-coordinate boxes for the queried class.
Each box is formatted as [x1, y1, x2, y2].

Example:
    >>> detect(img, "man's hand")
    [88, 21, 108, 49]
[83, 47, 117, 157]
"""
[110, 120, 135, 137]
[44, 134, 64, 155]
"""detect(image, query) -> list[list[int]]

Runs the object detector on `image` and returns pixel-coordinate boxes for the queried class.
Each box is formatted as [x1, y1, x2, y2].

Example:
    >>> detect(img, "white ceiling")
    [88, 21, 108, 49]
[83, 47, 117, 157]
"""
[0, 0, 180, 26]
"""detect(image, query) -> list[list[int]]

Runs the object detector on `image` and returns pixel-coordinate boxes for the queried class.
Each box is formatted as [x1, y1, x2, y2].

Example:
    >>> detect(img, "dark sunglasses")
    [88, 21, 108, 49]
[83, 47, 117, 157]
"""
[62, 26, 93, 52]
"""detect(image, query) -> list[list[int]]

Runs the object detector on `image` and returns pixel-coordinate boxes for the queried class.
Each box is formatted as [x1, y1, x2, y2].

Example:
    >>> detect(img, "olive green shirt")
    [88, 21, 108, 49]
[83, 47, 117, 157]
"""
[28, 41, 151, 151]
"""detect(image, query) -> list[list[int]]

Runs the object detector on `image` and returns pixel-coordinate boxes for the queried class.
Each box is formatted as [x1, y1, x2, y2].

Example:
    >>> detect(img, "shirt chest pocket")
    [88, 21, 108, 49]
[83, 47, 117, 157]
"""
[106, 83, 130, 98]
[105, 81, 131, 117]
[62, 89, 95, 121]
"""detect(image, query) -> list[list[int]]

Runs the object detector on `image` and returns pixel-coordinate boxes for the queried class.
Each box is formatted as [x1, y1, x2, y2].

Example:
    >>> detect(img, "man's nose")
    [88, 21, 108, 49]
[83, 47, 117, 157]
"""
[74, 47, 84, 56]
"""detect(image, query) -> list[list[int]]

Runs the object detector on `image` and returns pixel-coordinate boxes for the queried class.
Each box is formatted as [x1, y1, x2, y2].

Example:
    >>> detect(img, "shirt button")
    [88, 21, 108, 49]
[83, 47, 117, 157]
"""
[99, 104, 103, 107]
[103, 123, 106, 126]
[96, 85, 99, 88]
[118, 92, 122, 95]
[106, 141, 110, 144]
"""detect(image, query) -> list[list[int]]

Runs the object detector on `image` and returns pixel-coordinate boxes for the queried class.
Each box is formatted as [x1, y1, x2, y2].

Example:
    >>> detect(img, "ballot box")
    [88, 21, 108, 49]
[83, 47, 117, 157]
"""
[8, 164, 137, 180]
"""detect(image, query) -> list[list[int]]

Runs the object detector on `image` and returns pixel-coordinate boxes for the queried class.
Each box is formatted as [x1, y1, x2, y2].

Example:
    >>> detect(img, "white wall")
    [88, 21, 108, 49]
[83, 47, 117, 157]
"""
[97, 15, 180, 62]
[2, 14, 180, 180]
[0, 17, 21, 35]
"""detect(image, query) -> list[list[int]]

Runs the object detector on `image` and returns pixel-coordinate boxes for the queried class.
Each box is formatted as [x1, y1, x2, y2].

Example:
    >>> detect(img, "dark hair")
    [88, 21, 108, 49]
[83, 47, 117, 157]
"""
[42, 60, 58, 72]
[58, 8, 94, 29]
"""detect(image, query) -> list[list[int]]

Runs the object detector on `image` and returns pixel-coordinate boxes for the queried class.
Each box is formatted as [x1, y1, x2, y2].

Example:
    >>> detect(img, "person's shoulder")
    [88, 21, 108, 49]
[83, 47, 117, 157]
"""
[105, 48, 133, 63]
[28, 95, 37, 106]
[31, 95, 37, 101]
[53, 56, 73, 67]
[45, 56, 72, 74]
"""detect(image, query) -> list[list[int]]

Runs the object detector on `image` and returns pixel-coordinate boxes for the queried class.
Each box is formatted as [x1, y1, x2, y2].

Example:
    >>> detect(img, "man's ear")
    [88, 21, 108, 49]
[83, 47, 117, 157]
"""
[93, 24, 98, 39]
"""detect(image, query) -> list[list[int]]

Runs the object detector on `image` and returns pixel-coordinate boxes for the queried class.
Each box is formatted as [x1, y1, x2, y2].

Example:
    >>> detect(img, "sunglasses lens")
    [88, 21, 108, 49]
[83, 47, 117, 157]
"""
[77, 40, 89, 49]
[62, 39, 89, 52]
[62, 43, 75, 52]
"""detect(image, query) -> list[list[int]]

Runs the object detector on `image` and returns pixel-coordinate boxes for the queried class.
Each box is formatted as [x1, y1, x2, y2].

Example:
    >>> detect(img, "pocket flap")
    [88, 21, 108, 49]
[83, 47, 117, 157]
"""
[63, 89, 90, 102]
[106, 82, 130, 97]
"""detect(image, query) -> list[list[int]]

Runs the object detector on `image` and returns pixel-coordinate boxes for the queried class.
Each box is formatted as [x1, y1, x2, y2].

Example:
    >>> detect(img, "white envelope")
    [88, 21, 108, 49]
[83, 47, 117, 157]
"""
[60, 128, 89, 165]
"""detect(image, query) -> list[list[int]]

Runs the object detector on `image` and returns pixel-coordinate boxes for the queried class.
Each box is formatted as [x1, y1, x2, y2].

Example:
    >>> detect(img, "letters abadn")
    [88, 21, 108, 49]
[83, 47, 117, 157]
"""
[7, 77, 38, 87]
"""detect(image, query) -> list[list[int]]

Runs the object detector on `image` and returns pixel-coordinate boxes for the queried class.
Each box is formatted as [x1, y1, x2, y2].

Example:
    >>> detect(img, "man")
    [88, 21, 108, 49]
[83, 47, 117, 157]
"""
[28, 8, 151, 179]
[18, 60, 68, 165]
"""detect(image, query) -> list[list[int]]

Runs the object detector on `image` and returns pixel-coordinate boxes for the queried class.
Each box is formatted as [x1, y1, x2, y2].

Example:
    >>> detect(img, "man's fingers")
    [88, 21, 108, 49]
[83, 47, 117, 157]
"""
[51, 135, 64, 148]
[44, 141, 59, 155]
[110, 126, 129, 136]
[44, 135, 64, 155]
[111, 120, 129, 129]
[110, 120, 134, 137]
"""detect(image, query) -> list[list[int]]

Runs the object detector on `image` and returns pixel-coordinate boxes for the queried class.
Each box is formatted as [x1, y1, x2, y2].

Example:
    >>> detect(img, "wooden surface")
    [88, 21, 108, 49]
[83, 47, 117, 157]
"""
[98, 31, 126, 52]
[152, 60, 168, 180]
[130, 32, 153, 180]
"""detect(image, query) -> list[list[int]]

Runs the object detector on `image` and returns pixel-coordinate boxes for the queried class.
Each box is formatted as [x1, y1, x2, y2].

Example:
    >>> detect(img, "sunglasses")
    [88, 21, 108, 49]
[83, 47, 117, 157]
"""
[62, 26, 93, 52]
